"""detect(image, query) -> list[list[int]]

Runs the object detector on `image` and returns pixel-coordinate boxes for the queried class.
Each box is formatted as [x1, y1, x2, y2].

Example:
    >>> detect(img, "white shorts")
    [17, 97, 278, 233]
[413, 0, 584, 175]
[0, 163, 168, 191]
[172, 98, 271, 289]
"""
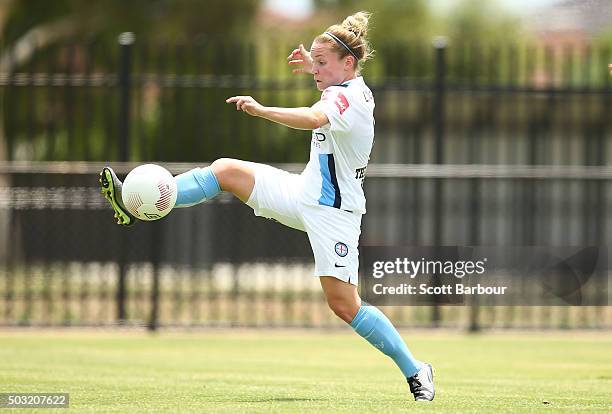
[245, 163, 362, 286]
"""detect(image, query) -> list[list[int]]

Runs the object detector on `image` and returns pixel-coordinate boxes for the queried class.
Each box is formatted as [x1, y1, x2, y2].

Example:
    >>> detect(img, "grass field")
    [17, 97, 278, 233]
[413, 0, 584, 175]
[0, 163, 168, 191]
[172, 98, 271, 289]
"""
[1, 329, 611, 413]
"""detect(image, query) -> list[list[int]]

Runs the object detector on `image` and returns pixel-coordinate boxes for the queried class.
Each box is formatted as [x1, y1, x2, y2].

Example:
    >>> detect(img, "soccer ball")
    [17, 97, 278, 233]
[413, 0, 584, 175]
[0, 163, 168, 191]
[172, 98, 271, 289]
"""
[121, 164, 177, 221]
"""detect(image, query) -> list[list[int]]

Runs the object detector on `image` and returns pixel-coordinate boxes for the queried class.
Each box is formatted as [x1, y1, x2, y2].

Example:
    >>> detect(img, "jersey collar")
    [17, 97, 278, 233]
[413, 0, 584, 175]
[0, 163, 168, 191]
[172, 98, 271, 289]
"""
[334, 76, 361, 88]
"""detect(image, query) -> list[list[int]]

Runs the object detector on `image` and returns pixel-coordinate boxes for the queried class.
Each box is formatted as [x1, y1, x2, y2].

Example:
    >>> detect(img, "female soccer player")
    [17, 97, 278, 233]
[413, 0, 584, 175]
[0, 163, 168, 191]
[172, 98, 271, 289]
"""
[100, 11, 434, 401]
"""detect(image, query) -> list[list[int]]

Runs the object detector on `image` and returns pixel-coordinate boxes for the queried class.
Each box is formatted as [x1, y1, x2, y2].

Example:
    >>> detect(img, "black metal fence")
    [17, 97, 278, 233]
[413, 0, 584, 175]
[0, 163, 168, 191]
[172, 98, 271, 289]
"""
[0, 37, 611, 329]
[2, 37, 611, 164]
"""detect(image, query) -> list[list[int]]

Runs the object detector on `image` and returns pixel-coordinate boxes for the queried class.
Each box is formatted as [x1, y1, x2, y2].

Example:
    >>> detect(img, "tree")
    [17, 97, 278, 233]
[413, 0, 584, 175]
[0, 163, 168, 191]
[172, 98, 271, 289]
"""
[446, 0, 523, 47]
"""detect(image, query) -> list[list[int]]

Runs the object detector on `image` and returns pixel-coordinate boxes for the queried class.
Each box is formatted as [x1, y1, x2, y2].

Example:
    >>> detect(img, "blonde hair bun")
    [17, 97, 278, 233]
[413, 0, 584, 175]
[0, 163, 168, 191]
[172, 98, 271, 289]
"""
[342, 11, 371, 38]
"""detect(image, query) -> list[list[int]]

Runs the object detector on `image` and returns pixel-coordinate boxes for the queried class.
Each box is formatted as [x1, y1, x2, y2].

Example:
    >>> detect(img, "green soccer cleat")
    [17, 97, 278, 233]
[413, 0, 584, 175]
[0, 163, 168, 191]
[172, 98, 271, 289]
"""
[99, 167, 136, 226]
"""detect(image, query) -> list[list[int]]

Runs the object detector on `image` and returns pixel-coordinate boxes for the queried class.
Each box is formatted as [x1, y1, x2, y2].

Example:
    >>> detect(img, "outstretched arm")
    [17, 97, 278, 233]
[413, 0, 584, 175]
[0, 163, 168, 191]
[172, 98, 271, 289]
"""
[224, 44, 327, 130]
[226, 95, 328, 130]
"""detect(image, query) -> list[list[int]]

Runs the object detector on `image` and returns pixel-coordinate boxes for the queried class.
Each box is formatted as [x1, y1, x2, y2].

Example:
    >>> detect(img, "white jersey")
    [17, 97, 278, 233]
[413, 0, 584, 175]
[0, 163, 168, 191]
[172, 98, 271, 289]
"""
[300, 76, 375, 214]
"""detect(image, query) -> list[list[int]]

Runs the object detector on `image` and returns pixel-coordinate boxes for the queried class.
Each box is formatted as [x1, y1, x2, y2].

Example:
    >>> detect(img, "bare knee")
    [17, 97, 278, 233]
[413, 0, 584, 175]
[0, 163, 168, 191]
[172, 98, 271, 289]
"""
[210, 158, 237, 185]
[327, 298, 359, 324]
[210, 158, 254, 201]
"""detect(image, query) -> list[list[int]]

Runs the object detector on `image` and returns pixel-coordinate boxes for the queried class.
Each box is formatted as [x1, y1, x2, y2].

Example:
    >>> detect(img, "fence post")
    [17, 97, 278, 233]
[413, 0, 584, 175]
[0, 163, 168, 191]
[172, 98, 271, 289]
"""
[118, 32, 134, 161]
[148, 255, 160, 331]
[147, 220, 163, 331]
[431, 36, 447, 328]
[595, 46, 610, 319]
[116, 32, 134, 324]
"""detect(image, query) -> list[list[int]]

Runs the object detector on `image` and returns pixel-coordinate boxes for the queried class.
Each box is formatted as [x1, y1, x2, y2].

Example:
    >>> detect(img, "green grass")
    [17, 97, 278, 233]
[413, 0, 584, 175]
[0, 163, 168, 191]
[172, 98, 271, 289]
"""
[0, 330, 611, 413]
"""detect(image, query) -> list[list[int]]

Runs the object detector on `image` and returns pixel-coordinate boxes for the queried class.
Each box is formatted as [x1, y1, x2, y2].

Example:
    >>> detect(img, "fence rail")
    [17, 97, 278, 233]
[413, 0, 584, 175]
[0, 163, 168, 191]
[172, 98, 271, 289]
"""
[3, 72, 612, 93]
[2, 161, 612, 179]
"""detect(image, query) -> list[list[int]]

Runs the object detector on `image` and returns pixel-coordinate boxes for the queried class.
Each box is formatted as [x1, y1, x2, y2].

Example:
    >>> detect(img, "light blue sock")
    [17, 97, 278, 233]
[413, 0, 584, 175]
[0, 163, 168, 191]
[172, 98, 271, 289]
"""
[350, 304, 423, 378]
[174, 167, 221, 208]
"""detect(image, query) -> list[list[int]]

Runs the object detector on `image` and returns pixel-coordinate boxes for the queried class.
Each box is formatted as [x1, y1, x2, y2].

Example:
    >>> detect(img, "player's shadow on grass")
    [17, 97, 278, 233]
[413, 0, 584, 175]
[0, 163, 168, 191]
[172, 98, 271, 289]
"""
[215, 397, 323, 403]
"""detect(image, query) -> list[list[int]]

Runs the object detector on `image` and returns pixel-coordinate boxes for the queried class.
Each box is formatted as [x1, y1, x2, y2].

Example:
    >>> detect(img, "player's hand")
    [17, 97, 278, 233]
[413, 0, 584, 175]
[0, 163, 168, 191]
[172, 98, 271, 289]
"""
[287, 43, 313, 75]
[226, 96, 264, 117]
[609, 64, 612, 75]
